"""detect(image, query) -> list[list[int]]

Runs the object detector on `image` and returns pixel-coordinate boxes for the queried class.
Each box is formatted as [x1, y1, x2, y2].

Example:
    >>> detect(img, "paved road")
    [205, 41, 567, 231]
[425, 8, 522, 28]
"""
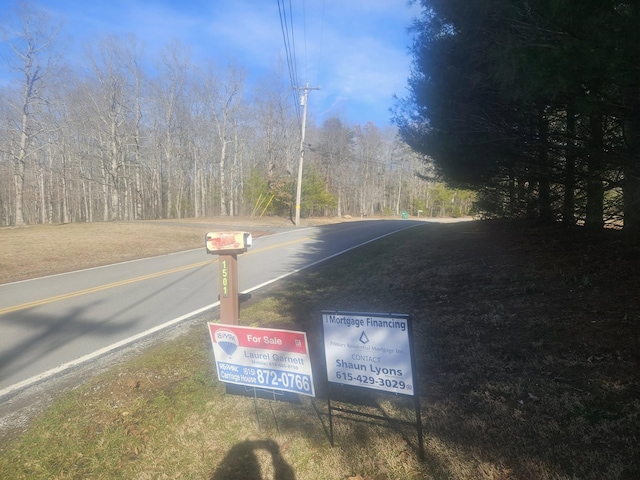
[0, 220, 423, 396]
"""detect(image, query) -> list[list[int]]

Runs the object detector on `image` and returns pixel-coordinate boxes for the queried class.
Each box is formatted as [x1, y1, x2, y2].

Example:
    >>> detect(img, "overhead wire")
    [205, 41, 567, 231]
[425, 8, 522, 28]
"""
[302, 0, 308, 81]
[277, 0, 301, 126]
[287, 0, 299, 85]
[316, 0, 326, 90]
[288, 0, 303, 128]
[277, 0, 326, 134]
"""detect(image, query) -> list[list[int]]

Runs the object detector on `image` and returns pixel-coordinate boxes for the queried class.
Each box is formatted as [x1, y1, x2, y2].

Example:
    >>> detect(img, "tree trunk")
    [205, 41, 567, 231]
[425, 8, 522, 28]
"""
[101, 162, 109, 221]
[585, 112, 604, 231]
[508, 169, 517, 217]
[563, 105, 576, 226]
[537, 113, 553, 223]
[62, 176, 69, 224]
[623, 93, 640, 243]
[622, 7, 640, 243]
[219, 139, 227, 215]
[13, 113, 29, 226]
[166, 131, 173, 218]
[13, 160, 26, 226]
[39, 163, 46, 224]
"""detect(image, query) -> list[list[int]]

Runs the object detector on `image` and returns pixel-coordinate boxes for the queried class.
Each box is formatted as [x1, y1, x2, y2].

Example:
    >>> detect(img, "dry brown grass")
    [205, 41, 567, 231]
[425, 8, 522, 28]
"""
[0, 216, 341, 284]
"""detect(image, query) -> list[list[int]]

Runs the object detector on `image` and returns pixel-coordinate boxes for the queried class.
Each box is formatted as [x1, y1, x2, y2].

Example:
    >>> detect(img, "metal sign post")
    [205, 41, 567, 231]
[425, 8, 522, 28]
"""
[205, 231, 252, 325]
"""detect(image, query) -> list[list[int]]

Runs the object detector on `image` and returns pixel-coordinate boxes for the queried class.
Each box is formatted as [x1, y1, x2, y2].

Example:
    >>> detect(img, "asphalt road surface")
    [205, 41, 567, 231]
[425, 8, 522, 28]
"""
[0, 220, 424, 397]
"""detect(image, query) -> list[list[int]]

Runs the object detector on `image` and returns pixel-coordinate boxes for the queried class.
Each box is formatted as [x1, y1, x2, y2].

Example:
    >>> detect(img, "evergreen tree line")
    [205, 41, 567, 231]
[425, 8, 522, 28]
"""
[0, 3, 472, 226]
[394, 0, 640, 240]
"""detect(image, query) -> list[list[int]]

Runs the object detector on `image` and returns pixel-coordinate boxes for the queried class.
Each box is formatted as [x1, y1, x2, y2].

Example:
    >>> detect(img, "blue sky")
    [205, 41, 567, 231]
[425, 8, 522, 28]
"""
[1, 0, 421, 128]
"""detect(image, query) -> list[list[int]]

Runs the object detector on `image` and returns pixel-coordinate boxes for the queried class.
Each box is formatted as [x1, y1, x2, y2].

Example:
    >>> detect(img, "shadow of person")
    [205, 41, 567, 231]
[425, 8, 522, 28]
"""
[211, 439, 295, 480]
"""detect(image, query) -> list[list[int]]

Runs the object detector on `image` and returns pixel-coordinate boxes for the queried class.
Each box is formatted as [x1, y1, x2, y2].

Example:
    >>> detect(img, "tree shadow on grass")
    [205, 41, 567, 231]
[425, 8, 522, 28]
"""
[211, 439, 295, 480]
[0, 262, 207, 395]
[243, 221, 640, 478]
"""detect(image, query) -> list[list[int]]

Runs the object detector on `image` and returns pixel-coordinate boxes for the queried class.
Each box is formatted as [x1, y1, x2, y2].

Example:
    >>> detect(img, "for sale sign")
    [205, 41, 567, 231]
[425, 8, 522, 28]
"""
[208, 323, 315, 397]
[322, 311, 414, 396]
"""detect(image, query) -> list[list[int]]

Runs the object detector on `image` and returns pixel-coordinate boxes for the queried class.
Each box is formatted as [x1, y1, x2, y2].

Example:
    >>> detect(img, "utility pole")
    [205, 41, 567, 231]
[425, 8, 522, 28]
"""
[294, 82, 320, 226]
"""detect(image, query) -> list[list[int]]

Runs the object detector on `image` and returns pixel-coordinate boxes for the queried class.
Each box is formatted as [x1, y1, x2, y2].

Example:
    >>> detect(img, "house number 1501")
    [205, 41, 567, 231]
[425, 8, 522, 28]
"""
[221, 259, 229, 297]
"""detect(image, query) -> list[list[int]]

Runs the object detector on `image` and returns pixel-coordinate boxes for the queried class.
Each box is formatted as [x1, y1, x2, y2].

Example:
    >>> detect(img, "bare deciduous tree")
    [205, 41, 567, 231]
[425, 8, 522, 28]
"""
[0, 4, 467, 227]
[2, 1, 61, 225]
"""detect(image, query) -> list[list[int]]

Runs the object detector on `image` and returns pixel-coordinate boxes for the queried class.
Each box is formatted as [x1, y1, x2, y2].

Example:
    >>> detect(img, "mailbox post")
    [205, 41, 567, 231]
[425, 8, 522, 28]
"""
[205, 231, 252, 325]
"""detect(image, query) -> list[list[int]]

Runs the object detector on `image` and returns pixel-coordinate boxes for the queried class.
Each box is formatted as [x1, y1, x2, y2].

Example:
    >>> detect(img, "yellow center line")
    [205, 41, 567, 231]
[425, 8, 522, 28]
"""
[245, 236, 312, 256]
[0, 259, 215, 317]
[0, 235, 314, 317]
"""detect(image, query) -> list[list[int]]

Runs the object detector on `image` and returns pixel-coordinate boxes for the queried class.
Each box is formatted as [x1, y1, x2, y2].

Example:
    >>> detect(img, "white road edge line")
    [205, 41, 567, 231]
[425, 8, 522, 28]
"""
[0, 303, 218, 398]
[0, 224, 419, 398]
[242, 224, 419, 294]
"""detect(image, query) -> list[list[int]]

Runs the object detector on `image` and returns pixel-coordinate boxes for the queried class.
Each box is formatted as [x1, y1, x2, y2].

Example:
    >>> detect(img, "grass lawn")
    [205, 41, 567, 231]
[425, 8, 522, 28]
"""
[1, 218, 638, 479]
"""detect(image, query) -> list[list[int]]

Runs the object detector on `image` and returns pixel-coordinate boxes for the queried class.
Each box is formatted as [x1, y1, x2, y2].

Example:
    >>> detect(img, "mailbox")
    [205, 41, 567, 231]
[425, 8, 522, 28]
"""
[205, 231, 252, 255]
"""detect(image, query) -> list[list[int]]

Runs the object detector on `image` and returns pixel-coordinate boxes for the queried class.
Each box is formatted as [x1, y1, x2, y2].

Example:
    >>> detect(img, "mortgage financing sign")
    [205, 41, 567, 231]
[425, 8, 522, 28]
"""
[322, 311, 414, 395]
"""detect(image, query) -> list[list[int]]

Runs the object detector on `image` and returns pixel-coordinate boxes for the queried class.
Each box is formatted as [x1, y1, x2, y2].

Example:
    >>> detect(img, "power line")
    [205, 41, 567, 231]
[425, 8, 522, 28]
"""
[277, 0, 321, 227]
[277, 0, 295, 83]
[316, 0, 326, 85]
[286, 0, 299, 88]
[302, 0, 308, 81]
[277, 0, 301, 125]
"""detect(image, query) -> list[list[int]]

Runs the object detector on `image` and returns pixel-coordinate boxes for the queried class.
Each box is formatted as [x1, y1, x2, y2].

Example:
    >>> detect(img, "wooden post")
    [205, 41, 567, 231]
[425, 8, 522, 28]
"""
[219, 254, 239, 324]
[205, 231, 251, 325]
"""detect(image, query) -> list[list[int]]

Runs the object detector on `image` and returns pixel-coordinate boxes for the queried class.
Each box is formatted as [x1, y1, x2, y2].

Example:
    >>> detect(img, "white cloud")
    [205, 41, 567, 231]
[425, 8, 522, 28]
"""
[204, 1, 282, 67]
[298, 1, 417, 125]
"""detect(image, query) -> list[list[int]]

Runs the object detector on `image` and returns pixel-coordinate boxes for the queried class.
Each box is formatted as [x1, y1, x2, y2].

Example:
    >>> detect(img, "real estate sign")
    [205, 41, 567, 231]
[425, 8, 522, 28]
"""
[322, 311, 414, 395]
[208, 323, 315, 397]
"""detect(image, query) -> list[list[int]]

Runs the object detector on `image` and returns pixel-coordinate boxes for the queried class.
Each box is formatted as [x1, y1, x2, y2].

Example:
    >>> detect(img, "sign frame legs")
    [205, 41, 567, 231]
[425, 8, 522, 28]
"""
[325, 385, 424, 460]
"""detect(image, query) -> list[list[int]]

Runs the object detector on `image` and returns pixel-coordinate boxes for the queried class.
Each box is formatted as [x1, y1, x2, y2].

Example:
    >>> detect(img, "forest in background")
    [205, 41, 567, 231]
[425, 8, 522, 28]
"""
[394, 0, 640, 241]
[0, 2, 474, 227]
